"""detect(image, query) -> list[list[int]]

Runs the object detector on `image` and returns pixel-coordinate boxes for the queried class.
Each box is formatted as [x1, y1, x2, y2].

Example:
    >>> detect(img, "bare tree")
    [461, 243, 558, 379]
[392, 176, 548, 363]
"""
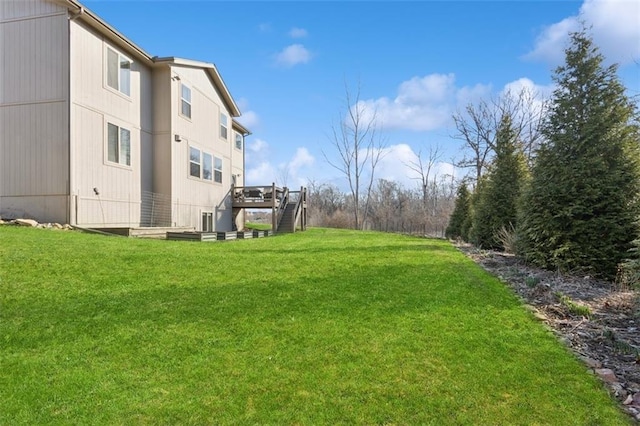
[276, 163, 290, 188]
[406, 143, 443, 208]
[453, 87, 547, 181]
[323, 82, 386, 230]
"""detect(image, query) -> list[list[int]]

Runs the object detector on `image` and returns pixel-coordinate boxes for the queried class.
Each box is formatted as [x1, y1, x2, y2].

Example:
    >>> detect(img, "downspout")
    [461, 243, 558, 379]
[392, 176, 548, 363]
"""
[66, 6, 85, 225]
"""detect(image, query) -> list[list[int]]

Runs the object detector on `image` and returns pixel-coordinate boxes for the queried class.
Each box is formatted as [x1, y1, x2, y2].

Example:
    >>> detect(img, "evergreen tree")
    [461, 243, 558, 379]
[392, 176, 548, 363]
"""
[470, 115, 529, 249]
[518, 29, 640, 278]
[445, 183, 471, 240]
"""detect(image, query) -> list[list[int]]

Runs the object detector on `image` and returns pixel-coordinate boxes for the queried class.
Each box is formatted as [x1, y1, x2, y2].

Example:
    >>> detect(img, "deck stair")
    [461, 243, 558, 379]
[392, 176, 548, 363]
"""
[232, 183, 307, 234]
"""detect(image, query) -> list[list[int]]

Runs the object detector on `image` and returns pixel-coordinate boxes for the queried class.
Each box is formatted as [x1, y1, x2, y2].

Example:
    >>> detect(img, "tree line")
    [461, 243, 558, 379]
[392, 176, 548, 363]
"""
[309, 28, 639, 284]
[446, 29, 640, 283]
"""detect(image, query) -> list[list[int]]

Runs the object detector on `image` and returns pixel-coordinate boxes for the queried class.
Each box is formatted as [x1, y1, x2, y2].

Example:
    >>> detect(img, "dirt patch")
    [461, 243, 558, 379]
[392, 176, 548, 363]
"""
[456, 244, 640, 422]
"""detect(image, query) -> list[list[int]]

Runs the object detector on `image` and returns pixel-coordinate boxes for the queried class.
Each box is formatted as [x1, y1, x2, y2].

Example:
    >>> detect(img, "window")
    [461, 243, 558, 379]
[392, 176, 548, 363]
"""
[235, 132, 243, 150]
[220, 113, 228, 140]
[214, 156, 223, 183]
[189, 147, 201, 178]
[189, 147, 218, 183]
[202, 152, 212, 181]
[202, 212, 213, 232]
[107, 123, 131, 166]
[106, 47, 131, 96]
[181, 84, 191, 118]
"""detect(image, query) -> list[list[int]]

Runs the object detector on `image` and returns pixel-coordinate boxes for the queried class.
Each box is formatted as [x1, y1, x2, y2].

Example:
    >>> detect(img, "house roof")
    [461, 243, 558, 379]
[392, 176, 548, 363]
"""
[232, 119, 252, 136]
[57, 0, 242, 118]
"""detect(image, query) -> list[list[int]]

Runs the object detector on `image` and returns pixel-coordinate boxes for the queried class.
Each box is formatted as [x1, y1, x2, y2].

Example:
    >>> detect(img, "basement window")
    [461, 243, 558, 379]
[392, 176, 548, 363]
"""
[202, 212, 213, 232]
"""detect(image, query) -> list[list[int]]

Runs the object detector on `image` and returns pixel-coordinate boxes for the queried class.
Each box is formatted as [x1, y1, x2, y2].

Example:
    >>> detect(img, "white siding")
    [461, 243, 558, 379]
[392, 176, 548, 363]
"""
[0, 1, 69, 222]
[69, 19, 153, 227]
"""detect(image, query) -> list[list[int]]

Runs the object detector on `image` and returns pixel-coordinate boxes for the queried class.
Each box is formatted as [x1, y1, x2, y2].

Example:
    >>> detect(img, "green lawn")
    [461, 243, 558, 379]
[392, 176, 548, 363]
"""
[0, 227, 628, 424]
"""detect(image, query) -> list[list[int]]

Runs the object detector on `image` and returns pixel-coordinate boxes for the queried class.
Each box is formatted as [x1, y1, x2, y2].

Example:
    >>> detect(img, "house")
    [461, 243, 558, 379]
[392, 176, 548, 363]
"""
[0, 0, 250, 232]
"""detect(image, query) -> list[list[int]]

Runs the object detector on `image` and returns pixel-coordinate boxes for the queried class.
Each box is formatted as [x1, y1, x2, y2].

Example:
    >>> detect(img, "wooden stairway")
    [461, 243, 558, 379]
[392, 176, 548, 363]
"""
[277, 203, 298, 233]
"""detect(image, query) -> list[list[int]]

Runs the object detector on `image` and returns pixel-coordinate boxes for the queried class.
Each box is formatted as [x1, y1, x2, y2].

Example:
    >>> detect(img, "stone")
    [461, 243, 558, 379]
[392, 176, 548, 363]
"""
[610, 383, 627, 398]
[53, 223, 63, 229]
[579, 356, 602, 369]
[634, 392, 640, 405]
[623, 395, 634, 405]
[15, 218, 38, 227]
[595, 368, 618, 384]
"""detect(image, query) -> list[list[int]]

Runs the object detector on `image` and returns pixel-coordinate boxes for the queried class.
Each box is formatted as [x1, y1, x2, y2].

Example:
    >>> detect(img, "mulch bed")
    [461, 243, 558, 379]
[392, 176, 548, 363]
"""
[456, 244, 640, 422]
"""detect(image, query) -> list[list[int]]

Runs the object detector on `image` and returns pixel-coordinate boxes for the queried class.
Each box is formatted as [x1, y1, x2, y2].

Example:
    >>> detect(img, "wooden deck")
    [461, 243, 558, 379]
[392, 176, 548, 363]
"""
[232, 184, 307, 234]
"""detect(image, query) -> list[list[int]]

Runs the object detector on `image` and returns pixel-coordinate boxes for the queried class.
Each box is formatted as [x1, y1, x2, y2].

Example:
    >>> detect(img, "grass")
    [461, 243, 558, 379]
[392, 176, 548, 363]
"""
[245, 221, 271, 231]
[0, 226, 629, 424]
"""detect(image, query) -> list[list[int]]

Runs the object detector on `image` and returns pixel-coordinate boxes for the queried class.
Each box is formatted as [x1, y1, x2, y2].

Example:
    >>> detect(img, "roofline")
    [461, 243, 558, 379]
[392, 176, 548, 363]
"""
[153, 57, 241, 118]
[232, 119, 252, 136]
[59, 0, 152, 62]
[58, 0, 241, 118]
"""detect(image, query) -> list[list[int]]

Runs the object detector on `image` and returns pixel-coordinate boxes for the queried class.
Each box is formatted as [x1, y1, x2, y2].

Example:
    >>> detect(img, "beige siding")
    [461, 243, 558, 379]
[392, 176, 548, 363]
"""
[168, 65, 239, 230]
[0, 0, 64, 22]
[152, 66, 172, 200]
[0, 2, 69, 222]
[69, 19, 153, 227]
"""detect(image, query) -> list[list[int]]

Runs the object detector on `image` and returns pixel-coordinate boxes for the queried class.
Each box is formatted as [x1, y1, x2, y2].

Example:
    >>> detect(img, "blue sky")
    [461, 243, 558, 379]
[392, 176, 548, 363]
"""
[84, 0, 640, 190]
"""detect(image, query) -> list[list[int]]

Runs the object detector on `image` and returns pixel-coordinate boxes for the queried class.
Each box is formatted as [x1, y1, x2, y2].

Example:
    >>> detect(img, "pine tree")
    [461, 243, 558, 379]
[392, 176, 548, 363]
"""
[470, 115, 529, 249]
[445, 183, 471, 240]
[518, 29, 640, 278]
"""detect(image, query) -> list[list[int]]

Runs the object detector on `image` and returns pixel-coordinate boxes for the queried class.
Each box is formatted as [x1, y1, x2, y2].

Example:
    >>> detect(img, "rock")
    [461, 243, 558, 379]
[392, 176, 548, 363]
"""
[533, 312, 548, 321]
[595, 368, 618, 384]
[15, 218, 38, 227]
[610, 383, 627, 398]
[634, 392, 640, 405]
[53, 223, 63, 229]
[623, 394, 634, 405]
[579, 356, 602, 369]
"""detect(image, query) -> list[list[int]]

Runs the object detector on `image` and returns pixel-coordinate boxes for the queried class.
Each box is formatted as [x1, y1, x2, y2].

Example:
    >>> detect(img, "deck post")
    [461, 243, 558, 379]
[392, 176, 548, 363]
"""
[271, 182, 277, 233]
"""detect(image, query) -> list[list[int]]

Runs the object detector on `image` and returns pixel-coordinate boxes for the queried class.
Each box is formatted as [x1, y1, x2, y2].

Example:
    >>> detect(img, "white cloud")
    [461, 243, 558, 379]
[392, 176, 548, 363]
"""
[374, 144, 459, 189]
[246, 162, 276, 185]
[248, 138, 268, 154]
[246, 145, 315, 187]
[235, 98, 260, 129]
[525, 0, 640, 65]
[289, 27, 308, 38]
[275, 44, 312, 68]
[289, 147, 315, 172]
[237, 110, 259, 129]
[357, 74, 494, 132]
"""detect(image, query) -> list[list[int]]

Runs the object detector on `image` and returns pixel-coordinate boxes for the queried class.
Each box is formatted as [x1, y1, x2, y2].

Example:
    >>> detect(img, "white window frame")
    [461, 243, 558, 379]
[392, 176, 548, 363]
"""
[235, 132, 243, 150]
[214, 156, 223, 183]
[106, 122, 131, 167]
[106, 46, 131, 97]
[181, 83, 192, 119]
[189, 146, 218, 183]
[202, 212, 213, 232]
[220, 113, 228, 140]
[189, 146, 201, 178]
[202, 152, 213, 181]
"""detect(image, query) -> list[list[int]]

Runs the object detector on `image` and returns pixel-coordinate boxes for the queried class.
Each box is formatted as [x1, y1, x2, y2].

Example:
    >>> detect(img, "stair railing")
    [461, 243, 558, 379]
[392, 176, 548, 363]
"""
[274, 185, 289, 232]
